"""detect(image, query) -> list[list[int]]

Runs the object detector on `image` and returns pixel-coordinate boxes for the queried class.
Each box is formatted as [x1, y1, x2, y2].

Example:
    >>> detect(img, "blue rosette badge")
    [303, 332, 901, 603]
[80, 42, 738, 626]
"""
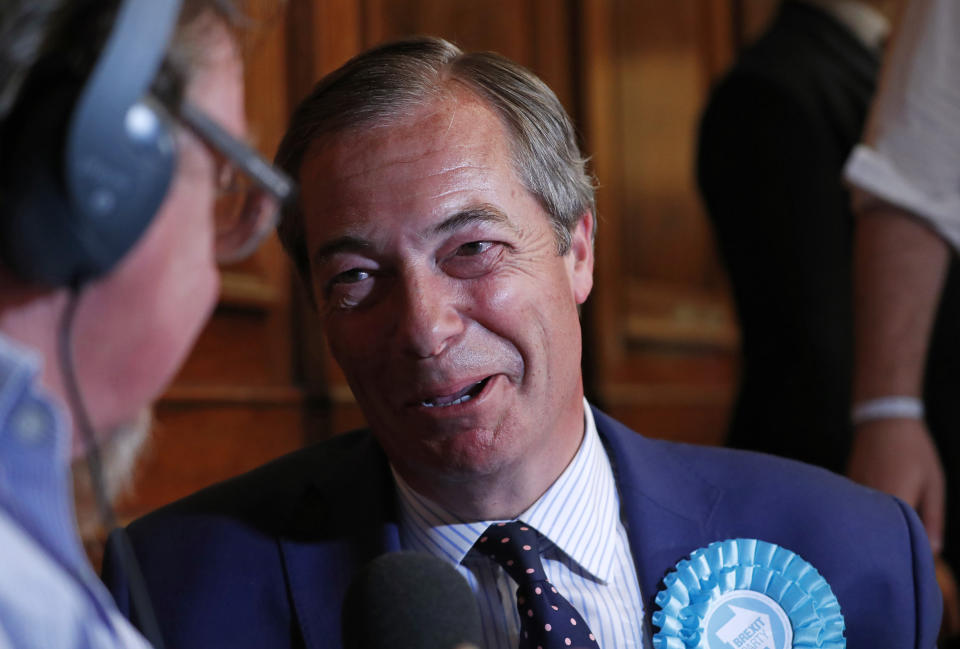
[652, 538, 845, 649]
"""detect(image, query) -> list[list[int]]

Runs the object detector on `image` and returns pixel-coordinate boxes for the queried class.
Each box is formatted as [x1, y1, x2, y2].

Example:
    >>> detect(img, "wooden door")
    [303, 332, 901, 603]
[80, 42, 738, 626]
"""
[579, 0, 775, 444]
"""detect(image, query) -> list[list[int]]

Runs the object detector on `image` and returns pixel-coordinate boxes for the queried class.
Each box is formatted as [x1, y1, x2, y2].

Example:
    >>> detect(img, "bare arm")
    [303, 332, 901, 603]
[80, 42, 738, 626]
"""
[849, 201, 948, 552]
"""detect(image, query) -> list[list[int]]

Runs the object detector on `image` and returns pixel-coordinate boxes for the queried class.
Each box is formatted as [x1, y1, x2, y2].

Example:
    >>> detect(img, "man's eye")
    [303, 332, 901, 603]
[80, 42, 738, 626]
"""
[457, 241, 494, 256]
[331, 268, 371, 285]
[321, 268, 375, 309]
[443, 241, 503, 279]
[323, 268, 373, 307]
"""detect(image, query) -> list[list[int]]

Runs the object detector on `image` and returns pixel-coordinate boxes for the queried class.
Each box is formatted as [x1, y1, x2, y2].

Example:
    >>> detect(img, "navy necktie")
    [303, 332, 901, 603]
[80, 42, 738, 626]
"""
[474, 521, 601, 649]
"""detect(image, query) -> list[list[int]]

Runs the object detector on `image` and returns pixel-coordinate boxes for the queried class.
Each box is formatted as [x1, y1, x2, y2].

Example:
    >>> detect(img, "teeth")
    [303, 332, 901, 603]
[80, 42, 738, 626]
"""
[421, 392, 474, 408]
[421, 379, 487, 408]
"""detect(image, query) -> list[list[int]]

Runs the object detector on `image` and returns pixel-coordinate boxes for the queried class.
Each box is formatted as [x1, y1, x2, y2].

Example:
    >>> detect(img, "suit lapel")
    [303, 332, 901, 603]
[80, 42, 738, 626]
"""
[276, 413, 728, 646]
[592, 408, 723, 634]
[278, 432, 401, 649]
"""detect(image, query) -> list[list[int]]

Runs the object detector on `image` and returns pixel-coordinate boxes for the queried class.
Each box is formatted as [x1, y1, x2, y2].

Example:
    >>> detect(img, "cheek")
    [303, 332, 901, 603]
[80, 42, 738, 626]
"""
[132, 171, 221, 357]
[474, 266, 567, 332]
[132, 148, 221, 345]
[75, 211, 220, 434]
[480, 281, 514, 312]
[171, 149, 217, 247]
[479, 265, 581, 369]
[150, 163, 219, 313]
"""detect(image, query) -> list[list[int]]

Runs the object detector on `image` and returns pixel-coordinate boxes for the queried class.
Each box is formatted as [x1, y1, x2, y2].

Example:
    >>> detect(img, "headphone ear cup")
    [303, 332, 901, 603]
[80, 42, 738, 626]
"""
[0, 0, 181, 288]
[0, 89, 175, 287]
[0, 79, 88, 284]
[63, 95, 177, 284]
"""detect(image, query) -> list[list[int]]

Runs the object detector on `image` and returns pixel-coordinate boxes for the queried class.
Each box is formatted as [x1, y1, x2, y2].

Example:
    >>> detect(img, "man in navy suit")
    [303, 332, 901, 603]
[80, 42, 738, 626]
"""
[104, 36, 941, 649]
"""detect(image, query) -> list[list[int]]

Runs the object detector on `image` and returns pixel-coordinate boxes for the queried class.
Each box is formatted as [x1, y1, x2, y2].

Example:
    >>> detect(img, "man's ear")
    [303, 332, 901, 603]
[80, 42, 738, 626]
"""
[567, 210, 594, 305]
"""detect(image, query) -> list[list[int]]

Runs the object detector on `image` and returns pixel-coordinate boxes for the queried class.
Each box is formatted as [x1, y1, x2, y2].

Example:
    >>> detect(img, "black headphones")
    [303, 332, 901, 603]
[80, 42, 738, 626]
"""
[0, 0, 183, 287]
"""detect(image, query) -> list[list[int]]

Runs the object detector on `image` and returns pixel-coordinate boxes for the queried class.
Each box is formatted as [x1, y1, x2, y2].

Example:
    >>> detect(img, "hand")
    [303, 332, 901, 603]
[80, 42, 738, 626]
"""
[847, 418, 945, 553]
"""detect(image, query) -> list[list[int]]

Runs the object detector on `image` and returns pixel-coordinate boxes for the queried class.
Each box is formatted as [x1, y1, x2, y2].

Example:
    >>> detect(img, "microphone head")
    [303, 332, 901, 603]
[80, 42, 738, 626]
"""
[341, 551, 484, 649]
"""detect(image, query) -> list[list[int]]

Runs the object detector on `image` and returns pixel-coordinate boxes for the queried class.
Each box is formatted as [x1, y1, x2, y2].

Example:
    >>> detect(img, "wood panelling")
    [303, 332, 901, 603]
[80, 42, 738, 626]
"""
[279, 0, 752, 444]
[285, 0, 363, 97]
[115, 403, 306, 517]
[111, 1, 771, 529]
[579, 0, 742, 445]
[114, 1, 309, 526]
[280, 0, 582, 434]
[361, 0, 575, 110]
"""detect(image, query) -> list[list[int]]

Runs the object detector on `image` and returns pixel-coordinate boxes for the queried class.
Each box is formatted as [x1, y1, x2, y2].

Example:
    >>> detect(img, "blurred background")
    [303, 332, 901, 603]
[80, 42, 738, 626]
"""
[112, 0, 782, 523]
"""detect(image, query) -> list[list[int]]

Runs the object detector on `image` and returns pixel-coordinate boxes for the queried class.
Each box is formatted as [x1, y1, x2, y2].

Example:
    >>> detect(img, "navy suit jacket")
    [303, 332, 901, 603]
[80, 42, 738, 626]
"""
[103, 407, 941, 648]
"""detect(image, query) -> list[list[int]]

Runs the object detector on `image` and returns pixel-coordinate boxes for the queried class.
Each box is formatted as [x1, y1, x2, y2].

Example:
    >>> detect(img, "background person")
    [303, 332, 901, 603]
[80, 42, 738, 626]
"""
[843, 0, 960, 640]
[697, 0, 907, 477]
[700, 0, 960, 639]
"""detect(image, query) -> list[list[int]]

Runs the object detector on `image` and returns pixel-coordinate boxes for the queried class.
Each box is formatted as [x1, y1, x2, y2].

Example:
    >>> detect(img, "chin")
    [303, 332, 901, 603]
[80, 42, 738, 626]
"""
[72, 408, 152, 536]
[416, 422, 522, 480]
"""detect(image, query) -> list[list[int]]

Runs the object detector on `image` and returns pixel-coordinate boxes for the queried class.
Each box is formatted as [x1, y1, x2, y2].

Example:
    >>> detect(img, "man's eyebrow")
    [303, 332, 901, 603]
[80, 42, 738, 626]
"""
[312, 205, 512, 266]
[431, 204, 512, 236]
[311, 236, 372, 267]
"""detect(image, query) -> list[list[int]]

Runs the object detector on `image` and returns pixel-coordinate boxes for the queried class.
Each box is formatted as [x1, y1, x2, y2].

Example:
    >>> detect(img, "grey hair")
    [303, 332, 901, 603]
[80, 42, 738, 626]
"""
[0, 0, 242, 142]
[275, 36, 596, 288]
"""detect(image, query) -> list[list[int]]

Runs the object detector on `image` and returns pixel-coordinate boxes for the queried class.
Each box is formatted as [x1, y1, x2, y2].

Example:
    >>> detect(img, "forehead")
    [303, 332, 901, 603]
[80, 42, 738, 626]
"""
[298, 88, 524, 236]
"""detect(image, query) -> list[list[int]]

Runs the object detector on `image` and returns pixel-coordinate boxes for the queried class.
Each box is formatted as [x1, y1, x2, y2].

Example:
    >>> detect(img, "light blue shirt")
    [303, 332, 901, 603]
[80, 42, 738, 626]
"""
[0, 335, 149, 649]
[394, 400, 645, 649]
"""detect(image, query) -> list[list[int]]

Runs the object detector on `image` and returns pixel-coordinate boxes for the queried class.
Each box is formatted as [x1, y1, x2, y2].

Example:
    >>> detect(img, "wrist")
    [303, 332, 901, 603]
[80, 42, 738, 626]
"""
[851, 396, 925, 427]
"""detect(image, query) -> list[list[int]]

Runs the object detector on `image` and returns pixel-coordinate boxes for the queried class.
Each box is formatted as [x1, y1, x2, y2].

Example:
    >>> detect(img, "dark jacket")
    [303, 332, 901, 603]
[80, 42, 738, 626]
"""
[103, 407, 941, 648]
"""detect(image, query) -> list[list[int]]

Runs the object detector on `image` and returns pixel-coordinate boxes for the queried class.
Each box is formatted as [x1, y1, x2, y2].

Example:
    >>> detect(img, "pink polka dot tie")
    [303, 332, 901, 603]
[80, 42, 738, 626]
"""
[474, 522, 601, 649]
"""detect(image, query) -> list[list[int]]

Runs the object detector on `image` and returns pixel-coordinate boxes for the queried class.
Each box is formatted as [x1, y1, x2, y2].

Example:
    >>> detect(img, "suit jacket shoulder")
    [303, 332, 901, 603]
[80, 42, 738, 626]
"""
[103, 429, 399, 649]
[593, 408, 942, 649]
[106, 412, 941, 649]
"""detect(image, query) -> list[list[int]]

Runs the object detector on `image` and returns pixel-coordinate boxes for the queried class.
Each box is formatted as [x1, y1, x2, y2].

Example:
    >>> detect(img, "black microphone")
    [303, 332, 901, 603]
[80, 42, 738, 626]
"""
[341, 551, 484, 649]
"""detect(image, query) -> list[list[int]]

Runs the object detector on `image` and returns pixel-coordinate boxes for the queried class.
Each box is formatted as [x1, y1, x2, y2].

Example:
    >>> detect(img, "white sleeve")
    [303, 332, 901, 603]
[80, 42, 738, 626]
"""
[844, 0, 960, 249]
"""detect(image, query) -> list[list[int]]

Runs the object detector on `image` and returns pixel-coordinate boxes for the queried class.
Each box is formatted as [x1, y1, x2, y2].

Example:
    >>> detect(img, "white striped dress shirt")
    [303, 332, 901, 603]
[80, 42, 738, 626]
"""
[393, 400, 645, 649]
[844, 0, 960, 251]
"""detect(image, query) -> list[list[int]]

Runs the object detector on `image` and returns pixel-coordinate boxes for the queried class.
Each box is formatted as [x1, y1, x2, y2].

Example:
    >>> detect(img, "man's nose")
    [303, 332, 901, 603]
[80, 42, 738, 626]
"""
[394, 271, 465, 359]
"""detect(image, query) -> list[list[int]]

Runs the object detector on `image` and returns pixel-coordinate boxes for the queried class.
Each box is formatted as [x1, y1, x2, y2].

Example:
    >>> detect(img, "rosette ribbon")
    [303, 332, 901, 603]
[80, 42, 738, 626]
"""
[652, 538, 845, 649]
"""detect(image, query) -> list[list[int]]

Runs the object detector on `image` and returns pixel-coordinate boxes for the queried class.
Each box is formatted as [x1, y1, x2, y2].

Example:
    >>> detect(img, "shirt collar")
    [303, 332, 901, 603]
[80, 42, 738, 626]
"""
[0, 334, 69, 474]
[0, 333, 77, 562]
[393, 399, 621, 583]
[0, 333, 138, 640]
[801, 0, 891, 51]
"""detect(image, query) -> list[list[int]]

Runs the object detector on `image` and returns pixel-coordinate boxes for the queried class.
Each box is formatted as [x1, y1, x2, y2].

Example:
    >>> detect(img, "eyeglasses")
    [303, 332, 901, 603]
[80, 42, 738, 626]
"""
[160, 96, 297, 264]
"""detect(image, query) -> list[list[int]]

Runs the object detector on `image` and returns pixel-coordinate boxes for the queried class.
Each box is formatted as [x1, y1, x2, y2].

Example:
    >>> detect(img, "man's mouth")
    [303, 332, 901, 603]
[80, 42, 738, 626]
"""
[420, 377, 492, 408]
